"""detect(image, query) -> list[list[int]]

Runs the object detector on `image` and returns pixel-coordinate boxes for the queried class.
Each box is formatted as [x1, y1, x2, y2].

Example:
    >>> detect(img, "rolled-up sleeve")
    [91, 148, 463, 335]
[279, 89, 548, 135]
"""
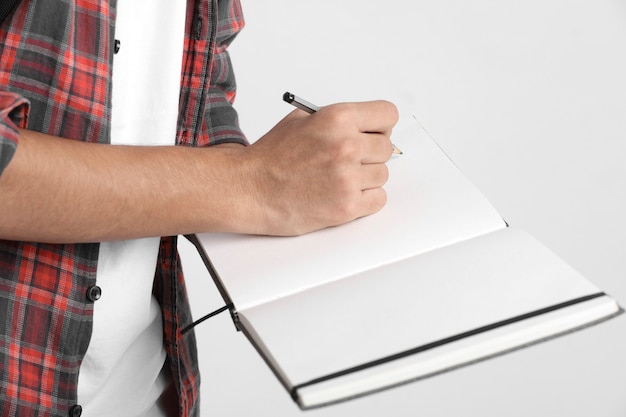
[0, 91, 29, 177]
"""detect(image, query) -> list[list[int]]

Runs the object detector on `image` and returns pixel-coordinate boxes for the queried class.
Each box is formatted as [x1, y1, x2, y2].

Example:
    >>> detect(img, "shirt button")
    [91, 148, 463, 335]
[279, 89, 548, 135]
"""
[69, 404, 82, 417]
[87, 285, 102, 302]
[114, 39, 121, 54]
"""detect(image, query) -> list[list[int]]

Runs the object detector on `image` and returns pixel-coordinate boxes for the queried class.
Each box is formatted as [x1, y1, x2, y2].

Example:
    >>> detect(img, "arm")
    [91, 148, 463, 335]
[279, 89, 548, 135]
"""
[0, 100, 397, 243]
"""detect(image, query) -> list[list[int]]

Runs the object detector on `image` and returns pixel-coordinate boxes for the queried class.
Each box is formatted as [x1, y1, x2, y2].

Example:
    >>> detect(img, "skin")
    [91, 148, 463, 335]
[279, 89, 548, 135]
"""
[0, 100, 398, 244]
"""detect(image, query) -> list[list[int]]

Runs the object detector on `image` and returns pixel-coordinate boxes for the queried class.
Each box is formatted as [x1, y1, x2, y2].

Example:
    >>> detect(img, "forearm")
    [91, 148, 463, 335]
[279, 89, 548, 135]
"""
[0, 129, 253, 243]
[0, 101, 398, 243]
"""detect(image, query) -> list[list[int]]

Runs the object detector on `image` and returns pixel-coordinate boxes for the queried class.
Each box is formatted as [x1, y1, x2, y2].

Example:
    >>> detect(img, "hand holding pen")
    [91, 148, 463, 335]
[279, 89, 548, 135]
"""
[283, 92, 402, 155]
[241, 93, 398, 236]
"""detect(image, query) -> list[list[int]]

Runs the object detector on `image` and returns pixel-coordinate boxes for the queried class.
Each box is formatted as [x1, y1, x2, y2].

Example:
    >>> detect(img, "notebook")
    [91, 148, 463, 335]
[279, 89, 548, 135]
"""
[189, 116, 622, 409]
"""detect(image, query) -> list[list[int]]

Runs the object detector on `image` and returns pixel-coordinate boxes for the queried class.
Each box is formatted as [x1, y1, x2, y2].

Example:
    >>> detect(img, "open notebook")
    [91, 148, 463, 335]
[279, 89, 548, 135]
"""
[189, 116, 622, 409]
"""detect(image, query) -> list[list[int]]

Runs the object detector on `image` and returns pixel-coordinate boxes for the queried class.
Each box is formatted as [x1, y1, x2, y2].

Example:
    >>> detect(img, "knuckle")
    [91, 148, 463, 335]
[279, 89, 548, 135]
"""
[332, 167, 356, 193]
[379, 164, 390, 185]
[333, 139, 359, 161]
[335, 196, 360, 222]
[380, 138, 394, 160]
[384, 100, 400, 123]
[379, 187, 388, 207]
[373, 99, 399, 123]
[366, 187, 387, 215]
[324, 103, 357, 129]
[324, 178, 360, 222]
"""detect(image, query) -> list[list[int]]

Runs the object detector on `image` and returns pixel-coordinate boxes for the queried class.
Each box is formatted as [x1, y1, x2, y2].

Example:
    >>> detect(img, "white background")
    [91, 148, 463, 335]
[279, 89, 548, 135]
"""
[181, 1, 626, 416]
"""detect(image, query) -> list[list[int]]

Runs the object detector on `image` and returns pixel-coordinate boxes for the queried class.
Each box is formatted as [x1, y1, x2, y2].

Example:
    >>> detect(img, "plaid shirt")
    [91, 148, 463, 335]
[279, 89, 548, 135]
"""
[0, 1, 246, 416]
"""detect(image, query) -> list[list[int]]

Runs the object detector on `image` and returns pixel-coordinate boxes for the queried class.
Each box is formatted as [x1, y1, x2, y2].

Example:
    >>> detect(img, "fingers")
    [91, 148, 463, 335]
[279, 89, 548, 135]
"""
[348, 100, 399, 136]
[328, 186, 388, 230]
[358, 132, 394, 164]
[288, 99, 398, 135]
[318, 101, 397, 163]
[356, 187, 388, 220]
[360, 162, 389, 191]
[355, 161, 388, 223]
[245, 98, 397, 236]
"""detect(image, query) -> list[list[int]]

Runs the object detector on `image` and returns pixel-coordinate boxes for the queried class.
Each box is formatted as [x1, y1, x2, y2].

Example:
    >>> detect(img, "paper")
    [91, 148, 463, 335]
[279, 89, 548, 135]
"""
[196, 117, 505, 310]
[239, 228, 603, 386]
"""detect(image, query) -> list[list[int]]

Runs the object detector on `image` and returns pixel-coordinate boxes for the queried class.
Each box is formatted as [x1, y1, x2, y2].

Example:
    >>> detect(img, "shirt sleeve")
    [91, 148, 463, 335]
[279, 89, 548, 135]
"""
[0, 91, 29, 177]
[205, 0, 248, 146]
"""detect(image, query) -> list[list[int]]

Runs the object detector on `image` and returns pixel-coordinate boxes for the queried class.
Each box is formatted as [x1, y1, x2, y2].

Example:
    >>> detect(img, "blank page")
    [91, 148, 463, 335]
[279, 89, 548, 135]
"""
[196, 117, 505, 310]
[239, 228, 604, 388]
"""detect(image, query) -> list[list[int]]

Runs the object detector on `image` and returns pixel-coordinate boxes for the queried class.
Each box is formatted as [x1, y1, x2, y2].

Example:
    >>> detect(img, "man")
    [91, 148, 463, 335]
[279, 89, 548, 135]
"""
[0, 0, 397, 416]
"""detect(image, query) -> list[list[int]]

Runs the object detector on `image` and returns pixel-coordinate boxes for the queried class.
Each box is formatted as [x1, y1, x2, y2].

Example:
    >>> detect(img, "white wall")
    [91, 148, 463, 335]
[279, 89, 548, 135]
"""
[181, 1, 626, 416]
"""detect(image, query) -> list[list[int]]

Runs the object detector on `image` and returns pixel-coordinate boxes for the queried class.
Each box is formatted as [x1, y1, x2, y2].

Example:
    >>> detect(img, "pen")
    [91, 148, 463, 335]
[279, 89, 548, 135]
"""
[283, 92, 402, 155]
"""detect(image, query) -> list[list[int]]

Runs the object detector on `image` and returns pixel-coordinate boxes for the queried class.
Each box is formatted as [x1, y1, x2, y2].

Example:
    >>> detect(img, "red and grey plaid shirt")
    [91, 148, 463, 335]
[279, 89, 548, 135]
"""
[0, 1, 246, 416]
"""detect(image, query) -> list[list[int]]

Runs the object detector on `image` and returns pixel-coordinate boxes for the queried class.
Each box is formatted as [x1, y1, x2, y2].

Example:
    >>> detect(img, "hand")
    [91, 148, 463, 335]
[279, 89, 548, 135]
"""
[242, 100, 398, 236]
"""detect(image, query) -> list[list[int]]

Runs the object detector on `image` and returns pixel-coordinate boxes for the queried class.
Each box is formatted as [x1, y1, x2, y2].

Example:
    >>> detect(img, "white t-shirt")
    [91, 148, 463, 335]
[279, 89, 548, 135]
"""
[77, 1, 186, 416]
